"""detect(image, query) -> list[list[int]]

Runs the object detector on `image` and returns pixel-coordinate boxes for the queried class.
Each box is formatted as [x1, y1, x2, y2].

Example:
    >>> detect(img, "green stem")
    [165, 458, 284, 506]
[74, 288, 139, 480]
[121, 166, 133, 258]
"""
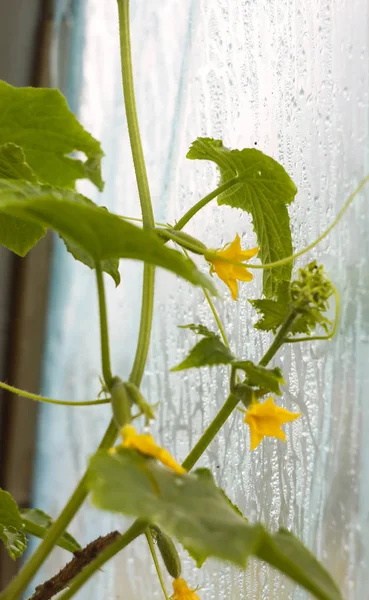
[129, 264, 155, 385]
[1, 5, 157, 599]
[0, 419, 118, 600]
[0, 380, 110, 406]
[173, 176, 242, 231]
[146, 530, 170, 600]
[29, 308, 298, 600]
[0, 269, 119, 600]
[258, 309, 298, 366]
[182, 309, 298, 471]
[117, 0, 154, 229]
[182, 248, 229, 348]
[56, 520, 147, 600]
[181, 393, 239, 471]
[203, 288, 229, 347]
[96, 264, 114, 388]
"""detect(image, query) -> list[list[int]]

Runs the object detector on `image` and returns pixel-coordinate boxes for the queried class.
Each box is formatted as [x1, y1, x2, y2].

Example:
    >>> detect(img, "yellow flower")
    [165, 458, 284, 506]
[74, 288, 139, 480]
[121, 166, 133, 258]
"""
[208, 233, 258, 300]
[170, 578, 200, 599]
[120, 425, 186, 474]
[244, 397, 300, 451]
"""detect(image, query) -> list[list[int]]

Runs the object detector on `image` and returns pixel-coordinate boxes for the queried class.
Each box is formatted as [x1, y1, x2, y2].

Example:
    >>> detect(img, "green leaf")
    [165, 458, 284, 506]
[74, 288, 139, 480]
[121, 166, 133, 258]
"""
[60, 200, 120, 286]
[0, 489, 23, 529]
[0, 143, 37, 182]
[0, 526, 27, 560]
[171, 324, 234, 371]
[0, 180, 215, 293]
[88, 450, 341, 600]
[179, 323, 217, 337]
[20, 508, 81, 553]
[0, 81, 104, 189]
[232, 361, 285, 395]
[256, 528, 342, 600]
[0, 489, 26, 559]
[187, 137, 297, 297]
[250, 281, 326, 335]
[0, 144, 45, 255]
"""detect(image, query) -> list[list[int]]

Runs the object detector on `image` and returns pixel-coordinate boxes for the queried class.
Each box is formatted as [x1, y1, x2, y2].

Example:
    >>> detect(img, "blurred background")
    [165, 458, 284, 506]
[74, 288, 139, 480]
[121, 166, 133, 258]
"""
[0, 0, 51, 588]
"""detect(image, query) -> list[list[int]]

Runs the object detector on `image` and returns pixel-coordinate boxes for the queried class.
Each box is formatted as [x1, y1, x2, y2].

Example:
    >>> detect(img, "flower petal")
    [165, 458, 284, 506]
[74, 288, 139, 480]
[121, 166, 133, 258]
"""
[232, 265, 253, 282]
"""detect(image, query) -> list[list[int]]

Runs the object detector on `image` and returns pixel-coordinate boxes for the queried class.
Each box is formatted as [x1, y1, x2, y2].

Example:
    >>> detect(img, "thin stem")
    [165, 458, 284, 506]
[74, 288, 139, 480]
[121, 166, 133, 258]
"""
[182, 308, 299, 471]
[129, 264, 155, 385]
[120, 215, 167, 227]
[0, 419, 118, 600]
[182, 248, 229, 348]
[0, 380, 109, 406]
[146, 530, 170, 600]
[56, 520, 147, 600]
[203, 288, 229, 347]
[96, 264, 113, 388]
[117, 0, 154, 229]
[173, 176, 242, 231]
[181, 393, 239, 471]
[258, 310, 298, 366]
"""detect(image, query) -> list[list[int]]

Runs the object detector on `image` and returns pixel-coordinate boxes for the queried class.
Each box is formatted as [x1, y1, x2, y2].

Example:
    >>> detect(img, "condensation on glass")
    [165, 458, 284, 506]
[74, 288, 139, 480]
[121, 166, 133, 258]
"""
[32, 1, 369, 598]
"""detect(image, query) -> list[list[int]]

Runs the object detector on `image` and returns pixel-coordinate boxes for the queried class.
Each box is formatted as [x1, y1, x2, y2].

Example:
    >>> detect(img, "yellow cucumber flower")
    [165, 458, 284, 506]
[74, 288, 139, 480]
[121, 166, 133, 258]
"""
[171, 578, 201, 599]
[244, 397, 300, 451]
[120, 425, 186, 474]
[208, 233, 258, 300]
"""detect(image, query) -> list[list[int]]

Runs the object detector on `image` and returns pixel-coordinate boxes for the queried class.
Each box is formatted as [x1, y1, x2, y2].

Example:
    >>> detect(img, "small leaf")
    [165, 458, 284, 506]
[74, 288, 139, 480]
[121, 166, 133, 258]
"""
[20, 508, 81, 553]
[256, 529, 342, 600]
[172, 325, 234, 371]
[88, 450, 341, 600]
[0, 180, 215, 293]
[179, 323, 218, 337]
[187, 137, 297, 297]
[0, 81, 104, 189]
[0, 525, 27, 560]
[232, 361, 285, 395]
[0, 489, 26, 560]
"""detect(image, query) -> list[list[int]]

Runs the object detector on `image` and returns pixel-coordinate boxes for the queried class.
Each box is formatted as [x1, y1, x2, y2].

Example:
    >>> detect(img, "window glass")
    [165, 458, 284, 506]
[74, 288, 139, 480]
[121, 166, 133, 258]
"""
[33, 1, 369, 598]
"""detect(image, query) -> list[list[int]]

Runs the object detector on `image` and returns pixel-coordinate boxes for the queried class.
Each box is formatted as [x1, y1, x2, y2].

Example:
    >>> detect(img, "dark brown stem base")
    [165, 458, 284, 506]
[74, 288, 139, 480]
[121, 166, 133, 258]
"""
[29, 531, 121, 600]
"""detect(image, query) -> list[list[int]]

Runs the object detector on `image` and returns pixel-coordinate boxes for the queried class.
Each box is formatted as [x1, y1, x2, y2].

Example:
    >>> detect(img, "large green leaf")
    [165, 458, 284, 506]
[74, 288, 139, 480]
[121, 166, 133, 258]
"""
[187, 137, 297, 297]
[0, 489, 26, 560]
[171, 324, 234, 371]
[0, 180, 215, 292]
[88, 450, 341, 600]
[0, 81, 104, 189]
[20, 508, 80, 553]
